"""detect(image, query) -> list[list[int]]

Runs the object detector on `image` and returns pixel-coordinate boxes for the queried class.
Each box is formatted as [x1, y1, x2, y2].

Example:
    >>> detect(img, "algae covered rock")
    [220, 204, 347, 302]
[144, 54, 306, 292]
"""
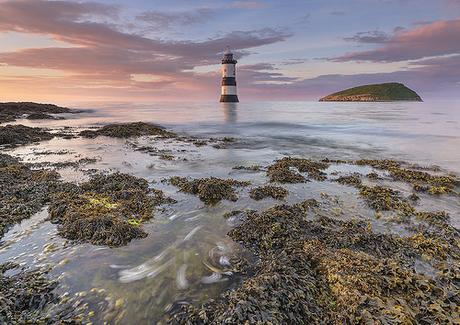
[0, 124, 54, 146]
[169, 176, 250, 205]
[355, 159, 459, 195]
[26, 113, 59, 120]
[266, 157, 329, 183]
[0, 153, 60, 238]
[319, 83, 422, 102]
[170, 199, 459, 324]
[249, 185, 288, 201]
[0, 263, 57, 323]
[48, 173, 174, 246]
[79, 122, 176, 139]
[0, 102, 72, 123]
[0, 262, 121, 323]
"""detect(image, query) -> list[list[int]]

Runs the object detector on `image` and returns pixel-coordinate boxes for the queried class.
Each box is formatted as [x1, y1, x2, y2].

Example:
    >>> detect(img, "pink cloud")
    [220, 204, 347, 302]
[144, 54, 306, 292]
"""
[0, 0, 291, 101]
[335, 19, 460, 62]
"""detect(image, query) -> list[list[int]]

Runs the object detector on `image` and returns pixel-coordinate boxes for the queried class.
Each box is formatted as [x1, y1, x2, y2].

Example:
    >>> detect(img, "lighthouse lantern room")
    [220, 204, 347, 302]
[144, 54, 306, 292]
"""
[220, 48, 239, 102]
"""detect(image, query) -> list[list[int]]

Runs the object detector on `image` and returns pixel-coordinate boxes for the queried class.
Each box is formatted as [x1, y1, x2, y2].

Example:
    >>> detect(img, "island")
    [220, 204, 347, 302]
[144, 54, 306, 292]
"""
[319, 83, 422, 102]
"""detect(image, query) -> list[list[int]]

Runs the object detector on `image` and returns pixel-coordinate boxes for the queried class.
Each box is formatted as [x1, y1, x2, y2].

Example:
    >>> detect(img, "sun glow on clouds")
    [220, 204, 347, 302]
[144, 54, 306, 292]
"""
[0, 0, 458, 102]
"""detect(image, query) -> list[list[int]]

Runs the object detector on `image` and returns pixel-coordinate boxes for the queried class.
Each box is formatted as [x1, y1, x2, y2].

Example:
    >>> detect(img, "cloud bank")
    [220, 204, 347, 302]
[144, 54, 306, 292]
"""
[0, 0, 458, 102]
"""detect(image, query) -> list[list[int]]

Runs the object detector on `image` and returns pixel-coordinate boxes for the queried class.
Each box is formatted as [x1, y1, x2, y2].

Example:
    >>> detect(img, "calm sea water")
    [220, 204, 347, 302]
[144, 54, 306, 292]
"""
[20, 100, 460, 172]
[2, 100, 459, 323]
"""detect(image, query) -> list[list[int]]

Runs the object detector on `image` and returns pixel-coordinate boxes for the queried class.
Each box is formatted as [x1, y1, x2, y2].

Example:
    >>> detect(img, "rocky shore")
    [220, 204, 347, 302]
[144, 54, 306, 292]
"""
[0, 110, 459, 323]
[0, 102, 73, 124]
[169, 160, 459, 324]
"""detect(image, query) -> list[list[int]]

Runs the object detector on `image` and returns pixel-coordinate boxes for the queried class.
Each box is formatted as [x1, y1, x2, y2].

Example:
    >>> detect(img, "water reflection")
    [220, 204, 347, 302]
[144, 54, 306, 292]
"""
[221, 102, 238, 123]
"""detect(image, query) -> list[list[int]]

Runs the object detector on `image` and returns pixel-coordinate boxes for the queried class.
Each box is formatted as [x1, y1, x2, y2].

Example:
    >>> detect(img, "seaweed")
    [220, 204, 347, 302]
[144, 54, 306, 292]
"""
[48, 173, 174, 246]
[266, 157, 329, 183]
[0, 153, 60, 238]
[366, 172, 380, 180]
[0, 262, 122, 323]
[249, 185, 288, 201]
[0, 102, 71, 123]
[334, 174, 362, 187]
[0, 263, 59, 323]
[0, 124, 54, 146]
[358, 185, 416, 214]
[26, 113, 59, 120]
[222, 209, 257, 220]
[169, 176, 250, 205]
[355, 159, 459, 195]
[79, 122, 176, 139]
[169, 200, 459, 324]
[232, 165, 262, 171]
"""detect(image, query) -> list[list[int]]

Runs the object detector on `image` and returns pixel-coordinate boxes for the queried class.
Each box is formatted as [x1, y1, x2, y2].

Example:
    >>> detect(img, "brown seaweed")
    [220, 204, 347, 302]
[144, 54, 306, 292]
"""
[169, 176, 250, 205]
[48, 173, 175, 246]
[79, 122, 176, 139]
[249, 185, 288, 201]
[0, 154, 60, 238]
[266, 157, 329, 183]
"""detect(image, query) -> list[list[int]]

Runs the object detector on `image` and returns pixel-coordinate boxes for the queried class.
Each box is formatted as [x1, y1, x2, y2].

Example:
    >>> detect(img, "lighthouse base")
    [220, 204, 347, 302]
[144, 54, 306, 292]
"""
[220, 95, 239, 103]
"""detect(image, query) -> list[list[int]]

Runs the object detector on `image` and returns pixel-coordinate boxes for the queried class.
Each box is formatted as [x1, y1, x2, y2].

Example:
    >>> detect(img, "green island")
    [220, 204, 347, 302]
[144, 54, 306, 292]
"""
[319, 83, 423, 102]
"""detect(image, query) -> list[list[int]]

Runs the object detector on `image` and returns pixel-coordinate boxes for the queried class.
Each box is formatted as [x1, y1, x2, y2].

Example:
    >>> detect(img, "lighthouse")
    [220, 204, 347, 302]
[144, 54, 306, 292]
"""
[220, 48, 239, 102]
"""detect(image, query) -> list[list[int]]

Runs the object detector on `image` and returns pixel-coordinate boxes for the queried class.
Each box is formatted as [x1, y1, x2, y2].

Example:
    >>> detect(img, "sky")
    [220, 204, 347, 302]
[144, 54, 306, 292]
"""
[0, 0, 459, 104]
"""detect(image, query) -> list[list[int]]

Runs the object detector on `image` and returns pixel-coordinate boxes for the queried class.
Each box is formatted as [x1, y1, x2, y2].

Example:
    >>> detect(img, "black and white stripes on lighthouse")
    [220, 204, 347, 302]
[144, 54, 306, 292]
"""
[220, 49, 239, 102]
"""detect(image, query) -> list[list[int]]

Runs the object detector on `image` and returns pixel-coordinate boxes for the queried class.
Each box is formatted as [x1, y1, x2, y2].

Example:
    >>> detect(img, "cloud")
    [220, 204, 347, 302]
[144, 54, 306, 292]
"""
[334, 19, 460, 62]
[344, 31, 390, 43]
[0, 0, 293, 101]
[0, 0, 290, 70]
[330, 11, 346, 16]
[137, 8, 214, 30]
[230, 1, 267, 9]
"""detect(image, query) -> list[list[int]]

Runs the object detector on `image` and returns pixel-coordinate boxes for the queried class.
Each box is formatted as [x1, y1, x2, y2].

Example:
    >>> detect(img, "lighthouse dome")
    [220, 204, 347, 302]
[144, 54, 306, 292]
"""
[222, 50, 237, 64]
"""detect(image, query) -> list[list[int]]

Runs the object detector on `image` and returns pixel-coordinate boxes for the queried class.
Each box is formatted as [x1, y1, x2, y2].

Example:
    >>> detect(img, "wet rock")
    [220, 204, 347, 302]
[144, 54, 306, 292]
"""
[0, 124, 54, 146]
[249, 185, 288, 201]
[169, 176, 250, 205]
[48, 173, 175, 246]
[79, 122, 176, 139]
[267, 157, 329, 183]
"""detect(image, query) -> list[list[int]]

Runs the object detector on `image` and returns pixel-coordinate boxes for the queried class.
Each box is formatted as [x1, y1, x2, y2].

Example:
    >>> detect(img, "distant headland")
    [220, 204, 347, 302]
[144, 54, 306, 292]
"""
[319, 83, 422, 102]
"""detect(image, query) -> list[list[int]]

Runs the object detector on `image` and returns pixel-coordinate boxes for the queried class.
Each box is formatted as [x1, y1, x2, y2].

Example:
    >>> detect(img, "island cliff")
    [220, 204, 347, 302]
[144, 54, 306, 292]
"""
[319, 83, 422, 102]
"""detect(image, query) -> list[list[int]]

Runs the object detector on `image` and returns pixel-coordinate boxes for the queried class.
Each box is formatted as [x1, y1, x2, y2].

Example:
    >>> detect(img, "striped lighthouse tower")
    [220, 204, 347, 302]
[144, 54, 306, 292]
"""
[220, 48, 239, 102]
